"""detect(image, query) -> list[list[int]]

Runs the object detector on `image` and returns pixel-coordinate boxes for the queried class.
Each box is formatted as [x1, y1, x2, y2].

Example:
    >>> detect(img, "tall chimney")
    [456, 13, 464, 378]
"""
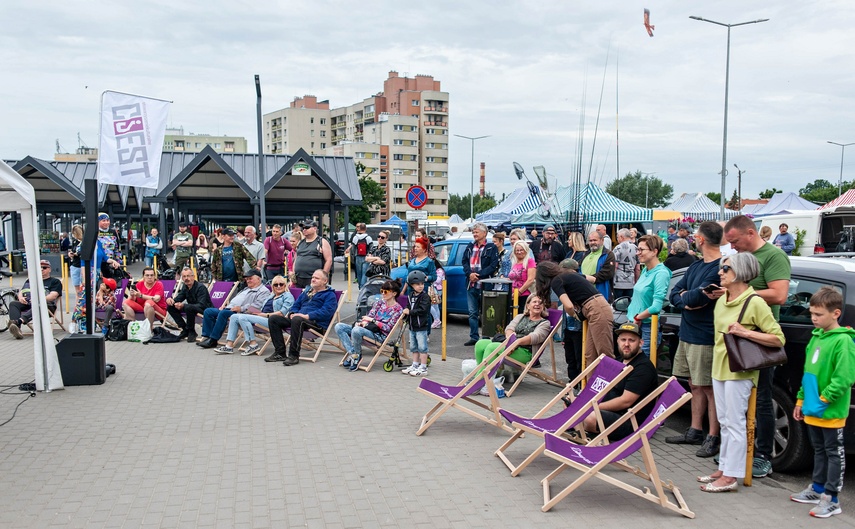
[479, 162, 486, 197]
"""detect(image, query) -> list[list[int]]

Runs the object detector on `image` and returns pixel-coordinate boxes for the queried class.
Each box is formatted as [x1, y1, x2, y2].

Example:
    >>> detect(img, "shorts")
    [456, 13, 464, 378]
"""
[409, 330, 429, 354]
[672, 341, 714, 386]
[70, 266, 82, 288]
[599, 410, 635, 442]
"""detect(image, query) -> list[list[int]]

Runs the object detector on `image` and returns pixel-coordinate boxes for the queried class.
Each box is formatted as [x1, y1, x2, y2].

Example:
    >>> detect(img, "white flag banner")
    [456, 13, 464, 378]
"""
[98, 91, 171, 189]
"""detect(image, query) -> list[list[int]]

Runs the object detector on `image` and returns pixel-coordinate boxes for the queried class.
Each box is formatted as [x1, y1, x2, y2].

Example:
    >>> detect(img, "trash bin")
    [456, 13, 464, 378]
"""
[480, 277, 512, 336]
[10, 250, 24, 273]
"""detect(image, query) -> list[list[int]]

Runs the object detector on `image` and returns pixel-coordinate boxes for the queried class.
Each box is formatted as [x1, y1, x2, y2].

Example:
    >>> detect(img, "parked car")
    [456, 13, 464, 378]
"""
[613, 255, 855, 472]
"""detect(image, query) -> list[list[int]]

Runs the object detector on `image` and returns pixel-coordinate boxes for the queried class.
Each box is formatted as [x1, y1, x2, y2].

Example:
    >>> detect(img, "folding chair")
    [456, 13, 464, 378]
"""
[416, 335, 520, 436]
[503, 308, 565, 397]
[95, 279, 127, 327]
[340, 294, 409, 372]
[193, 281, 238, 341]
[296, 288, 347, 363]
[540, 377, 694, 518]
[494, 354, 632, 476]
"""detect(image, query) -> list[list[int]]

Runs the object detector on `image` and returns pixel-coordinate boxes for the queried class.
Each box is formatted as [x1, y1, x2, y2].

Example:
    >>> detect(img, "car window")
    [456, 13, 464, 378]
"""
[435, 245, 452, 267]
[781, 277, 844, 325]
[449, 244, 466, 266]
[661, 273, 683, 314]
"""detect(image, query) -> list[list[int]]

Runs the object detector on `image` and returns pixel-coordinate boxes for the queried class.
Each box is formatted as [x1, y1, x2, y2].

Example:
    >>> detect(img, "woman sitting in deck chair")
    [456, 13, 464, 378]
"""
[336, 278, 404, 372]
[473, 295, 552, 371]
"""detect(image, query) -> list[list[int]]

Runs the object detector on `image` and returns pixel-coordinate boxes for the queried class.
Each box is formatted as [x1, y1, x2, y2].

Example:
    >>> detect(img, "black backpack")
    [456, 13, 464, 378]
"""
[144, 327, 182, 344]
[106, 319, 129, 341]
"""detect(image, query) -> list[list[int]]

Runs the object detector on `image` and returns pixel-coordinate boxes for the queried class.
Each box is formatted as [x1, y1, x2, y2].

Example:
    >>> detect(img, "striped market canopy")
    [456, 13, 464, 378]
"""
[818, 189, 855, 210]
[666, 192, 740, 221]
[477, 186, 542, 225]
[511, 182, 652, 225]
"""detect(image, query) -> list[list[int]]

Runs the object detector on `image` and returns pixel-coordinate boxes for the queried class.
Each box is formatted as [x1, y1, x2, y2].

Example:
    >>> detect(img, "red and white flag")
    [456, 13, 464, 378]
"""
[98, 91, 171, 189]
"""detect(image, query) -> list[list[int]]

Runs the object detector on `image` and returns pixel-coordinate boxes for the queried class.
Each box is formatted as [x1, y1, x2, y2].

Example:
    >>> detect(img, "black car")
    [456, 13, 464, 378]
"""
[613, 255, 855, 473]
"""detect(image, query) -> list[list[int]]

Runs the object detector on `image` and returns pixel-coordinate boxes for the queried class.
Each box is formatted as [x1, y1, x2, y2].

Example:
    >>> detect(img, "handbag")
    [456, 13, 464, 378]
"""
[106, 319, 130, 341]
[724, 294, 787, 372]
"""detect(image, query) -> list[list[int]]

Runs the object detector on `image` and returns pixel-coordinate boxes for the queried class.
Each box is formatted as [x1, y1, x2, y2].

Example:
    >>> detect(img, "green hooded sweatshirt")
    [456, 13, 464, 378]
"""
[796, 326, 855, 428]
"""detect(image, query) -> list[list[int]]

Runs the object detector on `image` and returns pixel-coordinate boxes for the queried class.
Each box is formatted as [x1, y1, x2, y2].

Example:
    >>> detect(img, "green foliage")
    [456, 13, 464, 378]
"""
[706, 192, 721, 205]
[448, 193, 498, 218]
[759, 188, 781, 199]
[799, 179, 843, 204]
[339, 164, 387, 225]
[726, 189, 740, 210]
[605, 170, 674, 208]
[792, 228, 807, 257]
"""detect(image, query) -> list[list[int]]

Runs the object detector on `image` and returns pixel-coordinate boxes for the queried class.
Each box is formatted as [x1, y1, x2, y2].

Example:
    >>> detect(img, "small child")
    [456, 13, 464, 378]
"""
[402, 270, 432, 377]
[790, 287, 855, 518]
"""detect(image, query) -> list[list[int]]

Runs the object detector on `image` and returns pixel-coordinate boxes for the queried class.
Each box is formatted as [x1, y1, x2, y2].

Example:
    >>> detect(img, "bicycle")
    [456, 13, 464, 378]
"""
[0, 270, 18, 332]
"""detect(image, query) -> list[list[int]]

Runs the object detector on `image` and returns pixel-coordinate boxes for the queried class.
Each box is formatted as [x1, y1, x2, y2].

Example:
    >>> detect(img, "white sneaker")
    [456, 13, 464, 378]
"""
[410, 366, 428, 377]
[214, 345, 234, 354]
[241, 343, 262, 356]
[402, 364, 418, 375]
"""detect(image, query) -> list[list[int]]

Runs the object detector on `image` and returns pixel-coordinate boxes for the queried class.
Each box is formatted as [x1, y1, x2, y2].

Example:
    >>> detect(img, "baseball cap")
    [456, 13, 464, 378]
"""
[543, 224, 556, 232]
[102, 278, 117, 290]
[679, 222, 692, 232]
[243, 269, 262, 278]
[615, 322, 642, 338]
[302, 219, 318, 228]
[40, 259, 51, 268]
[178, 221, 188, 228]
[98, 212, 110, 221]
[222, 227, 236, 236]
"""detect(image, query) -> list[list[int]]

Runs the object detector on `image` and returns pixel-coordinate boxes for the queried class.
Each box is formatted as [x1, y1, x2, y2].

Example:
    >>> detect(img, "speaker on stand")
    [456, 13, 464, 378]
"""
[56, 334, 106, 386]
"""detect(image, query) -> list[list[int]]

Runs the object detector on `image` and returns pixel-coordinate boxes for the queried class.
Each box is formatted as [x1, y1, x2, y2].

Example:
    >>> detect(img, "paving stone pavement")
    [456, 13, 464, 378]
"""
[0, 271, 853, 527]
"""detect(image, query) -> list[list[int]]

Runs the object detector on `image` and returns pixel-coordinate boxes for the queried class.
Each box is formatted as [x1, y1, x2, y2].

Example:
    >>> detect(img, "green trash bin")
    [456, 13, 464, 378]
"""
[10, 250, 23, 273]
[480, 278, 512, 337]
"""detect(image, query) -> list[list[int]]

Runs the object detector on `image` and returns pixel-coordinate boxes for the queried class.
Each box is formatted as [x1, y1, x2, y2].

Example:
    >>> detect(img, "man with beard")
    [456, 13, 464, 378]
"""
[581, 322, 658, 441]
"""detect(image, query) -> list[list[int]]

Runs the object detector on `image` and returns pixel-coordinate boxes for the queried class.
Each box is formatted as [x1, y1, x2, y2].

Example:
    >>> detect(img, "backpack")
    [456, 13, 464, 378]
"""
[106, 319, 129, 341]
[144, 326, 182, 344]
[356, 236, 369, 257]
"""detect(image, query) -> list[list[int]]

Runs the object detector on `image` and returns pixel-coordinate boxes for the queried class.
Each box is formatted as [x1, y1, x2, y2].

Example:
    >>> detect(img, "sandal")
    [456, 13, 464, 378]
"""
[700, 480, 738, 493]
[697, 474, 721, 483]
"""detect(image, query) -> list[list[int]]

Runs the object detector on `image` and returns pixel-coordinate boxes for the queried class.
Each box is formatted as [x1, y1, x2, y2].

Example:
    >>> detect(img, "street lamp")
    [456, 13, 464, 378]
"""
[640, 172, 656, 208]
[828, 141, 854, 197]
[690, 15, 769, 220]
[454, 134, 490, 220]
[734, 163, 745, 210]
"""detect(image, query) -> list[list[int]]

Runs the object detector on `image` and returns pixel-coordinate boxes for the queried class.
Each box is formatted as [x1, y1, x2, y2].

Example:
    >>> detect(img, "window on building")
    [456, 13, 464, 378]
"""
[380, 161, 387, 166]
[320, 130, 326, 137]
[311, 142, 315, 148]
[412, 100, 419, 106]
[425, 128, 434, 135]
[427, 171, 435, 177]
[393, 154, 403, 160]
[214, 143, 221, 149]
[426, 157, 435, 163]
[394, 124, 403, 131]
[393, 169, 403, 175]
[393, 139, 403, 145]
[310, 130, 314, 137]
[310, 117, 314, 124]
[355, 152, 365, 158]
[409, 155, 417, 161]
[320, 143, 326, 149]
[320, 118, 326, 125]
[425, 142, 435, 149]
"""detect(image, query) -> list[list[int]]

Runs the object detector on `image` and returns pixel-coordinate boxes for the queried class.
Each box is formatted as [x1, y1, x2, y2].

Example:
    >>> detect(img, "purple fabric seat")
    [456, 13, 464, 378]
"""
[504, 308, 574, 397]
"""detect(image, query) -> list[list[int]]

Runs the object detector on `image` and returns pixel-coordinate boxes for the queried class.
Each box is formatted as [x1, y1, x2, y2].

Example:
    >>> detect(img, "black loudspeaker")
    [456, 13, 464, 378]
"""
[56, 334, 106, 386]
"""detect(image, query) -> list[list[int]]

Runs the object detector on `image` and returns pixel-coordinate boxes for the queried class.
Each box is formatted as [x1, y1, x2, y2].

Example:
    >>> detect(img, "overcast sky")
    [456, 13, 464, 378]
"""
[2, 1, 854, 205]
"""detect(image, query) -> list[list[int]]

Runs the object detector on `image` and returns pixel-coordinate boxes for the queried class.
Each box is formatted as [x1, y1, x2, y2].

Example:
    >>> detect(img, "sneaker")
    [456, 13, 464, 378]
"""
[410, 366, 427, 377]
[665, 427, 705, 445]
[342, 358, 352, 368]
[9, 322, 22, 340]
[695, 435, 721, 458]
[348, 354, 361, 372]
[241, 343, 262, 356]
[186, 332, 198, 343]
[177, 329, 189, 340]
[402, 364, 417, 375]
[431, 320, 442, 328]
[464, 339, 478, 346]
[214, 345, 234, 355]
[264, 352, 287, 363]
[810, 494, 842, 518]
[752, 457, 773, 478]
[791, 484, 823, 505]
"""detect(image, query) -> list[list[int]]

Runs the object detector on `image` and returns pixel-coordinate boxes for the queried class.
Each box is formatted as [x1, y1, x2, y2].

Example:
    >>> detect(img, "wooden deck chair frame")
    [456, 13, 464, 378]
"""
[416, 336, 520, 436]
[540, 377, 694, 518]
[298, 291, 347, 363]
[494, 355, 632, 476]
[24, 296, 67, 335]
[503, 309, 565, 397]
[194, 281, 238, 342]
[338, 317, 409, 372]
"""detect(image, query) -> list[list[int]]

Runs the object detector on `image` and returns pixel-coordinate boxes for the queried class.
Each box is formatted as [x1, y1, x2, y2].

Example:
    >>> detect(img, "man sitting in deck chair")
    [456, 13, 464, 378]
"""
[266, 269, 337, 366]
[122, 267, 168, 328]
[8, 260, 63, 339]
[580, 322, 658, 441]
[166, 267, 213, 343]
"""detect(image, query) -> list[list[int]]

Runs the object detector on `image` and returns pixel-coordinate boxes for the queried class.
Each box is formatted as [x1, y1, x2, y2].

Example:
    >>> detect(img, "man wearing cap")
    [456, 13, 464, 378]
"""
[530, 225, 564, 264]
[580, 322, 658, 441]
[97, 213, 124, 279]
[166, 266, 213, 342]
[197, 269, 270, 349]
[171, 222, 194, 271]
[677, 222, 695, 253]
[8, 260, 63, 339]
[211, 227, 257, 282]
[293, 220, 332, 288]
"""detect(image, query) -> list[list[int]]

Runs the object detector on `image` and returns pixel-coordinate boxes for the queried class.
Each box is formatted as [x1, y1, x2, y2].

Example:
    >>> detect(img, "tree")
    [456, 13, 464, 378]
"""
[605, 170, 673, 208]
[705, 192, 721, 205]
[799, 179, 839, 204]
[726, 189, 740, 210]
[759, 188, 781, 199]
[338, 163, 386, 225]
[447, 192, 498, 218]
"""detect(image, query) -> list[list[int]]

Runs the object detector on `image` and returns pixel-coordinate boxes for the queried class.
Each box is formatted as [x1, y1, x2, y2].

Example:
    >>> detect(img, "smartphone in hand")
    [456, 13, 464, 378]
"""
[703, 284, 720, 294]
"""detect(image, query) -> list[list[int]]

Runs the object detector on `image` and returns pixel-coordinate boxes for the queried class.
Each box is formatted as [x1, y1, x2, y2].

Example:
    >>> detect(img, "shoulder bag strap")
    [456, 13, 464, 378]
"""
[736, 293, 759, 324]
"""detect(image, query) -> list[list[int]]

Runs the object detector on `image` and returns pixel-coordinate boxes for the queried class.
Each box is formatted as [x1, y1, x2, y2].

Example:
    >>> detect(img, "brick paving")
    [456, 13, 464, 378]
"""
[0, 269, 853, 527]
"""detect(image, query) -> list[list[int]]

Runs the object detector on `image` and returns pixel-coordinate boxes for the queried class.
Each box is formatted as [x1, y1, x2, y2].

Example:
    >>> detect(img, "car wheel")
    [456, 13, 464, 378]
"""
[768, 384, 812, 472]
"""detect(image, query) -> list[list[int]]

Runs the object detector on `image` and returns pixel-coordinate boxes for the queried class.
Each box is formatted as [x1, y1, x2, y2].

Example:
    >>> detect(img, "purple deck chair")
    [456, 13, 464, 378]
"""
[281, 286, 346, 362]
[190, 281, 237, 341]
[541, 377, 694, 518]
[504, 308, 566, 397]
[494, 354, 632, 476]
[122, 279, 175, 322]
[95, 278, 128, 324]
[416, 334, 519, 436]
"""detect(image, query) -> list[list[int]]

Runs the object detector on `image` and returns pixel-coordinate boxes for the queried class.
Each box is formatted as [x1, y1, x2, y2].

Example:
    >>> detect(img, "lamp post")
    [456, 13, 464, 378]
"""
[690, 15, 769, 220]
[734, 163, 745, 211]
[254, 75, 266, 234]
[828, 141, 854, 197]
[640, 172, 656, 208]
[454, 134, 490, 220]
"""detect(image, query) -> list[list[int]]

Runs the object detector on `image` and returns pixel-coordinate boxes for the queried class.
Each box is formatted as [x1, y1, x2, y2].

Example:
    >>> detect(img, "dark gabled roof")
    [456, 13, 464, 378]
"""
[14, 156, 85, 202]
[262, 148, 361, 206]
[153, 146, 256, 202]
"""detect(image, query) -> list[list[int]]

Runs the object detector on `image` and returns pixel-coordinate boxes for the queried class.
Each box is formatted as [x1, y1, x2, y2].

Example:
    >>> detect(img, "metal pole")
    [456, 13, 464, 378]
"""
[454, 134, 490, 220]
[255, 75, 267, 237]
[828, 142, 854, 197]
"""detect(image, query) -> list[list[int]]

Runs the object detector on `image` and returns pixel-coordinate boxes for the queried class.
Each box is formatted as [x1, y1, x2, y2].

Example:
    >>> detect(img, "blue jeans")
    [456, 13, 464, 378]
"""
[202, 307, 234, 341]
[354, 256, 366, 288]
[466, 287, 482, 341]
[409, 330, 429, 354]
[227, 313, 269, 342]
[335, 322, 381, 355]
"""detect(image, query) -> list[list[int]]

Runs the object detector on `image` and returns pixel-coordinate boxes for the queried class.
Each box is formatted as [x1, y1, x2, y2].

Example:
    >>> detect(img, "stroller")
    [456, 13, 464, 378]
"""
[356, 274, 391, 319]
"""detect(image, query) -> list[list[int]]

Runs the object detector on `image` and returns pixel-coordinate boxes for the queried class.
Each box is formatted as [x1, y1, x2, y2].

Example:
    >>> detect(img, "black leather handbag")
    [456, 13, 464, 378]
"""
[724, 294, 787, 372]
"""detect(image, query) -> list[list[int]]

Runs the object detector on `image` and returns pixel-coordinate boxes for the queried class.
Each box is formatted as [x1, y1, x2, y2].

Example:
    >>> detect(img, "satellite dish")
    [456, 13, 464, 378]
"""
[533, 166, 549, 192]
[513, 162, 525, 181]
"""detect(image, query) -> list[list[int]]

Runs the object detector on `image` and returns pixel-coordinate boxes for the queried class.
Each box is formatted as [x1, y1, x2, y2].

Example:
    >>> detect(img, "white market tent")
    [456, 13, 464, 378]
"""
[512, 182, 652, 225]
[0, 160, 63, 391]
[666, 193, 739, 221]
[476, 186, 541, 225]
[818, 189, 855, 210]
[752, 192, 818, 217]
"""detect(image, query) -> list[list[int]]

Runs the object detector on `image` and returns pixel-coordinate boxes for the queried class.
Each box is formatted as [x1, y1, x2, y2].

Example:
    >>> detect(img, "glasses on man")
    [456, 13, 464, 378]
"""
[720, 264, 733, 273]
[41, 265, 51, 270]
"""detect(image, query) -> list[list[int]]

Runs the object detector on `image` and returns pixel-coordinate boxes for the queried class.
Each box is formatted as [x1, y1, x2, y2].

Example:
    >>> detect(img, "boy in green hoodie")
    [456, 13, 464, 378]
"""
[790, 287, 855, 518]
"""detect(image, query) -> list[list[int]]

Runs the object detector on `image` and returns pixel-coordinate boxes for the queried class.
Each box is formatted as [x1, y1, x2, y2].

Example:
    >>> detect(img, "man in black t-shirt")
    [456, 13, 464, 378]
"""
[581, 322, 658, 441]
[8, 259, 63, 339]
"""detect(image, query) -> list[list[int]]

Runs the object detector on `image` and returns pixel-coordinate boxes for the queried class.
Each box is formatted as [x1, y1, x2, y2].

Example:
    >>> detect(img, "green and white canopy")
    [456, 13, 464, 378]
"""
[511, 182, 652, 225]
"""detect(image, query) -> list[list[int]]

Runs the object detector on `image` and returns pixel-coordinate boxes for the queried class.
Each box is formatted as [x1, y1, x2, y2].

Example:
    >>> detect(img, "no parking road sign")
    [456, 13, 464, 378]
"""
[406, 185, 428, 209]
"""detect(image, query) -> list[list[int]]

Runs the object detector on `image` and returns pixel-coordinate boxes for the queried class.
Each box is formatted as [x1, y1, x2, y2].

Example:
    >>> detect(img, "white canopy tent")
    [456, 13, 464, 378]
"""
[0, 161, 63, 391]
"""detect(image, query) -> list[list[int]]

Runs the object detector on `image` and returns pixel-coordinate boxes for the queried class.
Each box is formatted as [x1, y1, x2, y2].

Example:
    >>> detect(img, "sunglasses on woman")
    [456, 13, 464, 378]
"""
[380, 289, 392, 294]
[272, 282, 287, 287]
[719, 264, 733, 273]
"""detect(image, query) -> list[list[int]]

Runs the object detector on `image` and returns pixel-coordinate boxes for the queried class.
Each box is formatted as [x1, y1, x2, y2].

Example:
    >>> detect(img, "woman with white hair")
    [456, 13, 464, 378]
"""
[664, 238, 697, 271]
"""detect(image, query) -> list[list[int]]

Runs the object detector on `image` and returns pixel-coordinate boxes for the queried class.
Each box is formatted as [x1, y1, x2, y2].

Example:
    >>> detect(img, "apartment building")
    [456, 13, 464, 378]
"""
[263, 71, 449, 221]
[163, 127, 248, 154]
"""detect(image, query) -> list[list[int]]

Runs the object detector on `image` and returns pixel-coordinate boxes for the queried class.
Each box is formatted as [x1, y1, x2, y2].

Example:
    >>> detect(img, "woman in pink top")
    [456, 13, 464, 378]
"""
[122, 267, 167, 326]
[507, 240, 537, 309]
